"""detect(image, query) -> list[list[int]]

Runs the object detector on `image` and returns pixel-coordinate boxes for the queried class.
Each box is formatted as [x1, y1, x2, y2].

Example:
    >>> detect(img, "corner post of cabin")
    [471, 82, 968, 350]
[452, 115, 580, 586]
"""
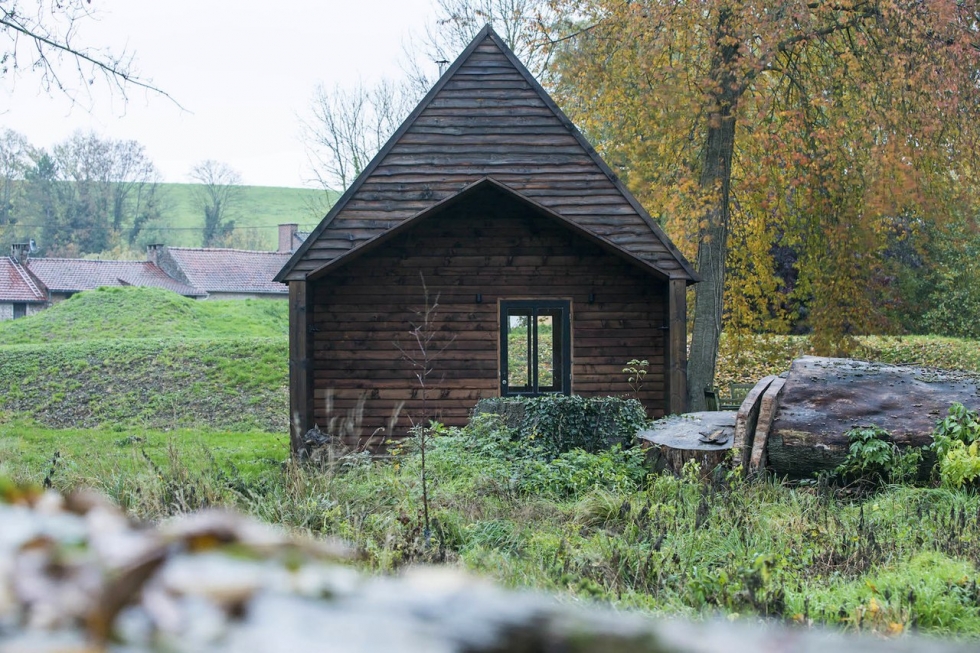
[667, 278, 688, 414]
[288, 279, 314, 455]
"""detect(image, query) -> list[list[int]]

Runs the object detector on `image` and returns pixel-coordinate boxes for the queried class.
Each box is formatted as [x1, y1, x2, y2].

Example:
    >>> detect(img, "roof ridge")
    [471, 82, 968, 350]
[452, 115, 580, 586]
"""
[168, 247, 289, 255]
[28, 257, 145, 264]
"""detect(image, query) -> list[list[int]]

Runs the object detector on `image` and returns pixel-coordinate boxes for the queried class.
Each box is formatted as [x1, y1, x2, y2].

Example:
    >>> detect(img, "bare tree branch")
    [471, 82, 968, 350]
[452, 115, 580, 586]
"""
[301, 79, 413, 192]
[0, 1, 183, 109]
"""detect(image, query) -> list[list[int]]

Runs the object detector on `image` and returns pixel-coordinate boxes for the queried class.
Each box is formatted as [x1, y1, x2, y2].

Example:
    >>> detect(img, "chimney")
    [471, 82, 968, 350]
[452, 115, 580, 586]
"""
[278, 223, 298, 254]
[10, 243, 30, 264]
[146, 243, 165, 266]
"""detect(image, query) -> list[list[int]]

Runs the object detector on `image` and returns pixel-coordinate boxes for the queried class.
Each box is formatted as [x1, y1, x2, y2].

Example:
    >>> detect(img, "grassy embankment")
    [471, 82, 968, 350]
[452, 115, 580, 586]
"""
[142, 183, 336, 250]
[3, 286, 980, 637]
[0, 287, 288, 482]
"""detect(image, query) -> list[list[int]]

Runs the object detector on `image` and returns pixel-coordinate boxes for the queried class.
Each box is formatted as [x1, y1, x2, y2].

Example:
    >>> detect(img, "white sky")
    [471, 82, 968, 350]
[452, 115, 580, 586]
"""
[0, 0, 439, 188]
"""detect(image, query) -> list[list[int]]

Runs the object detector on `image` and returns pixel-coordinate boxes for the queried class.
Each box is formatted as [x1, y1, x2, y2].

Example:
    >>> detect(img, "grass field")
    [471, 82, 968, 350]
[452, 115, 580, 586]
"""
[140, 183, 338, 249]
[4, 287, 980, 637]
[0, 287, 288, 430]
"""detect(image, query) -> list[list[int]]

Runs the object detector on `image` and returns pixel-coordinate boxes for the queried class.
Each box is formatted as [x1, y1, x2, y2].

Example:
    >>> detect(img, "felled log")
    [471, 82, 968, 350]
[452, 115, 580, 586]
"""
[638, 412, 735, 476]
[767, 356, 980, 478]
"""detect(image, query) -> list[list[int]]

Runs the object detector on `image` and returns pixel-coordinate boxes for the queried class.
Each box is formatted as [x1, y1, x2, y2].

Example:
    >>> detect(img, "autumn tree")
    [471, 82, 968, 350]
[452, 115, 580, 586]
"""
[547, 1, 980, 408]
[190, 160, 242, 247]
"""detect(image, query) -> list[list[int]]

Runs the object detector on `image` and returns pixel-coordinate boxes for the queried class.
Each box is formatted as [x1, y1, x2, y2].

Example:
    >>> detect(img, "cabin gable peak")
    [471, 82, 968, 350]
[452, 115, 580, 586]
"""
[276, 25, 697, 284]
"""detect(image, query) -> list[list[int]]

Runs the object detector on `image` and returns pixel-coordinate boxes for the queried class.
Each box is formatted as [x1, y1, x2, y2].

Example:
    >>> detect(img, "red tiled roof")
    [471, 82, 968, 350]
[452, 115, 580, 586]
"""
[165, 248, 290, 294]
[0, 257, 46, 302]
[25, 258, 204, 297]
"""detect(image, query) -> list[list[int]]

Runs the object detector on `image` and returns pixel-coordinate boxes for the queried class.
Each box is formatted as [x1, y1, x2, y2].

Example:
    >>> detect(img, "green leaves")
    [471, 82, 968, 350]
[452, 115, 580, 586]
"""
[835, 425, 922, 486]
[932, 403, 980, 488]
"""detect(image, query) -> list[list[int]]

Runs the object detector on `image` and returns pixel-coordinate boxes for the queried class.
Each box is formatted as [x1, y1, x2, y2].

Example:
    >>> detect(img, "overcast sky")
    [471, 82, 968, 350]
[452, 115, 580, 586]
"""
[1, 0, 439, 188]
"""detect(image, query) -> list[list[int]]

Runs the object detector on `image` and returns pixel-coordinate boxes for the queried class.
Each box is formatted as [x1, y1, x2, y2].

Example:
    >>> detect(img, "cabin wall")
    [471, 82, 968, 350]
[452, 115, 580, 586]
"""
[309, 198, 668, 444]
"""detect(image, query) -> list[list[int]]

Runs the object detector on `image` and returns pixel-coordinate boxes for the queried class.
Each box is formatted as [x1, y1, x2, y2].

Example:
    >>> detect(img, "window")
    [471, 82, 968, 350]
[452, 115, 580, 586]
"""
[12, 303, 26, 319]
[500, 299, 571, 396]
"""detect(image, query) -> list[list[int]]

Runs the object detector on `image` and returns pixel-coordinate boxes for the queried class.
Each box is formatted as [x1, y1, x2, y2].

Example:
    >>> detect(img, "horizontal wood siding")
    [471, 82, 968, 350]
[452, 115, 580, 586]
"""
[283, 36, 684, 281]
[310, 187, 667, 444]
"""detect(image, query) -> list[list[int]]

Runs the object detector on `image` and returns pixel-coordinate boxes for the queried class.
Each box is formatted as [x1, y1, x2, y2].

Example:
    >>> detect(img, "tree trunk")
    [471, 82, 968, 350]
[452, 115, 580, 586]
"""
[687, 7, 741, 411]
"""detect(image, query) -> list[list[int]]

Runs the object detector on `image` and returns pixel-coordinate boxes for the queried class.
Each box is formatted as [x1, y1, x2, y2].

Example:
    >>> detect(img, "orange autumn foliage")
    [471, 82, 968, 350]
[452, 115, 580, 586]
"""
[546, 1, 980, 376]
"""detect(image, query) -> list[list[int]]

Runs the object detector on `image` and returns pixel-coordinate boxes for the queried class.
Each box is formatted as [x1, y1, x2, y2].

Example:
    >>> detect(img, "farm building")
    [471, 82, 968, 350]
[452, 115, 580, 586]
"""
[0, 252, 46, 320]
[1, 224, 308, 319]
[146, 223, 307, 300]
[276, 26, 698, 451]
[147, 245, 292, 300]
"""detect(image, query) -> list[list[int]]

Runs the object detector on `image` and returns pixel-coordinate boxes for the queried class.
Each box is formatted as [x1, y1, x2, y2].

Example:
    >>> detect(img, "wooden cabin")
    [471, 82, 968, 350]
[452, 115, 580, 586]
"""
[275, 26, 698, 451]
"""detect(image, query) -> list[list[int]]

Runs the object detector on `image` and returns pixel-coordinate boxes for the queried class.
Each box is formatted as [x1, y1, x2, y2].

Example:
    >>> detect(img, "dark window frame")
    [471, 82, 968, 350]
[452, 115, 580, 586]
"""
[499, 299, 571, 396]
[12, 303, 26, 319]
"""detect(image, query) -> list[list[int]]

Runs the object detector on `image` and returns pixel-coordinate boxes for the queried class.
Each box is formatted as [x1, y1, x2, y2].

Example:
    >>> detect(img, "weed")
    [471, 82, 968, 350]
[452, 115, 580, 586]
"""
[622, 359, 649, 397]
[835, 426, 923, 487]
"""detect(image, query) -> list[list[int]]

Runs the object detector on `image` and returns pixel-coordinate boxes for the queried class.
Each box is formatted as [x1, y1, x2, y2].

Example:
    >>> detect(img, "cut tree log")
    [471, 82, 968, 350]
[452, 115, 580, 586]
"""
[732, 375, 777, 469]
[767, 356, 980, 478]
[638, 412, 734, 476]
[748, 377, 785, 475]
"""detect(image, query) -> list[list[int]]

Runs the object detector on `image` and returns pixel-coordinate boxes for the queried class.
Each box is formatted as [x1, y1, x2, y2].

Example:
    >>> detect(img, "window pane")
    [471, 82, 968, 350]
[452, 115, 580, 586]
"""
[507, 312, 531, 388]
[536, 314, 554, 387]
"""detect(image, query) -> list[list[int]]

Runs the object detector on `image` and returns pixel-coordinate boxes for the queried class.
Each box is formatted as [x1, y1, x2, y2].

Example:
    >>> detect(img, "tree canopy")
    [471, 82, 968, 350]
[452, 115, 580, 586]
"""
[547, 0, 980, 406]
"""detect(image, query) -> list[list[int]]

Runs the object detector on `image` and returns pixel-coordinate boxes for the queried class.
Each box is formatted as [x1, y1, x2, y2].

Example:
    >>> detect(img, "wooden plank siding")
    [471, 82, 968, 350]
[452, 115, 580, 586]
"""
[279, 34, 693, 282]
[308, 188, 668, 444]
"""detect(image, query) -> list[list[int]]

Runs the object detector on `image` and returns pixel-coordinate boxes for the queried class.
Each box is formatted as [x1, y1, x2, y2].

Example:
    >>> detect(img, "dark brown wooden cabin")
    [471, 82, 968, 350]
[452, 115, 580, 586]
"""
[276, 26, 698, 452]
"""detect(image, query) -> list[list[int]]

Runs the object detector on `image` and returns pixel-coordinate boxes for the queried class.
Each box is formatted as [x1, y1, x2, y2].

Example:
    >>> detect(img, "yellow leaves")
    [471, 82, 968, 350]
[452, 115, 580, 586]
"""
[552, 0, 980, 348]
[887, 621, 905, 636]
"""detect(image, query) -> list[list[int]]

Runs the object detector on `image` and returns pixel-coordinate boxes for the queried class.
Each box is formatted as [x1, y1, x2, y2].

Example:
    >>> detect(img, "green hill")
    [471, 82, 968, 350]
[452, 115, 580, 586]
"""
[0, 287, 289, 431]
[141, 183, 338, 249]
[0, 286, 288, 344]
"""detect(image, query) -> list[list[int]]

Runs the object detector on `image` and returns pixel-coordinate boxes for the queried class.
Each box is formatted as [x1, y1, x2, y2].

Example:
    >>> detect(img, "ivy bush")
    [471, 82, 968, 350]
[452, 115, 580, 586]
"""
[473, 395, 647, 458]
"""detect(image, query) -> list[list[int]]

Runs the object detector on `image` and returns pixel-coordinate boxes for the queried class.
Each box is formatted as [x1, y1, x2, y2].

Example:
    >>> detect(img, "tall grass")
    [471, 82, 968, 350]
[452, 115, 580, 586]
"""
[9, 414, 980, 638]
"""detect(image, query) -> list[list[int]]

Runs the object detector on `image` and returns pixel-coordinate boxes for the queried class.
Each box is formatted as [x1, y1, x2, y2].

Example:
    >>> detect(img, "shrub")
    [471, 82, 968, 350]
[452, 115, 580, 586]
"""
[423, 413, 647, 500]
[834, 425, 922, 486]
[520, 446, 648, 498]
[932, 403, 980, 488]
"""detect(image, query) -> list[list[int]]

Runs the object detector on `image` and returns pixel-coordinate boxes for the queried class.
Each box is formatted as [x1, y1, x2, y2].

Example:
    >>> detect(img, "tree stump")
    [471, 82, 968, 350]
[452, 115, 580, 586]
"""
[638, 412, 734, 476]
[768, 356, 980, 478]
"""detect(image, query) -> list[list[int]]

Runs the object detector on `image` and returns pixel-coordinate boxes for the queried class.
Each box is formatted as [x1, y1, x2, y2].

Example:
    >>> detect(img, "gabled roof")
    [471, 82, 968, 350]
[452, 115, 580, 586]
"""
[25, 258, 204, 297]
[165, 248, 290, 295]
[276, 25, 697, 284]
[0, 257, 46, 302]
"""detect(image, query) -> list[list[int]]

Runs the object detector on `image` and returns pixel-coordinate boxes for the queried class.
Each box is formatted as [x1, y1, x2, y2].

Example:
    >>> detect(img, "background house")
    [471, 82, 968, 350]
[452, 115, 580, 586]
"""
[1, 223, 307, 319]
[0, 250, 46, 320]
[148, 245, 292, 300]
[24, 256, 204, 304]
[276, 27, 697, 452]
